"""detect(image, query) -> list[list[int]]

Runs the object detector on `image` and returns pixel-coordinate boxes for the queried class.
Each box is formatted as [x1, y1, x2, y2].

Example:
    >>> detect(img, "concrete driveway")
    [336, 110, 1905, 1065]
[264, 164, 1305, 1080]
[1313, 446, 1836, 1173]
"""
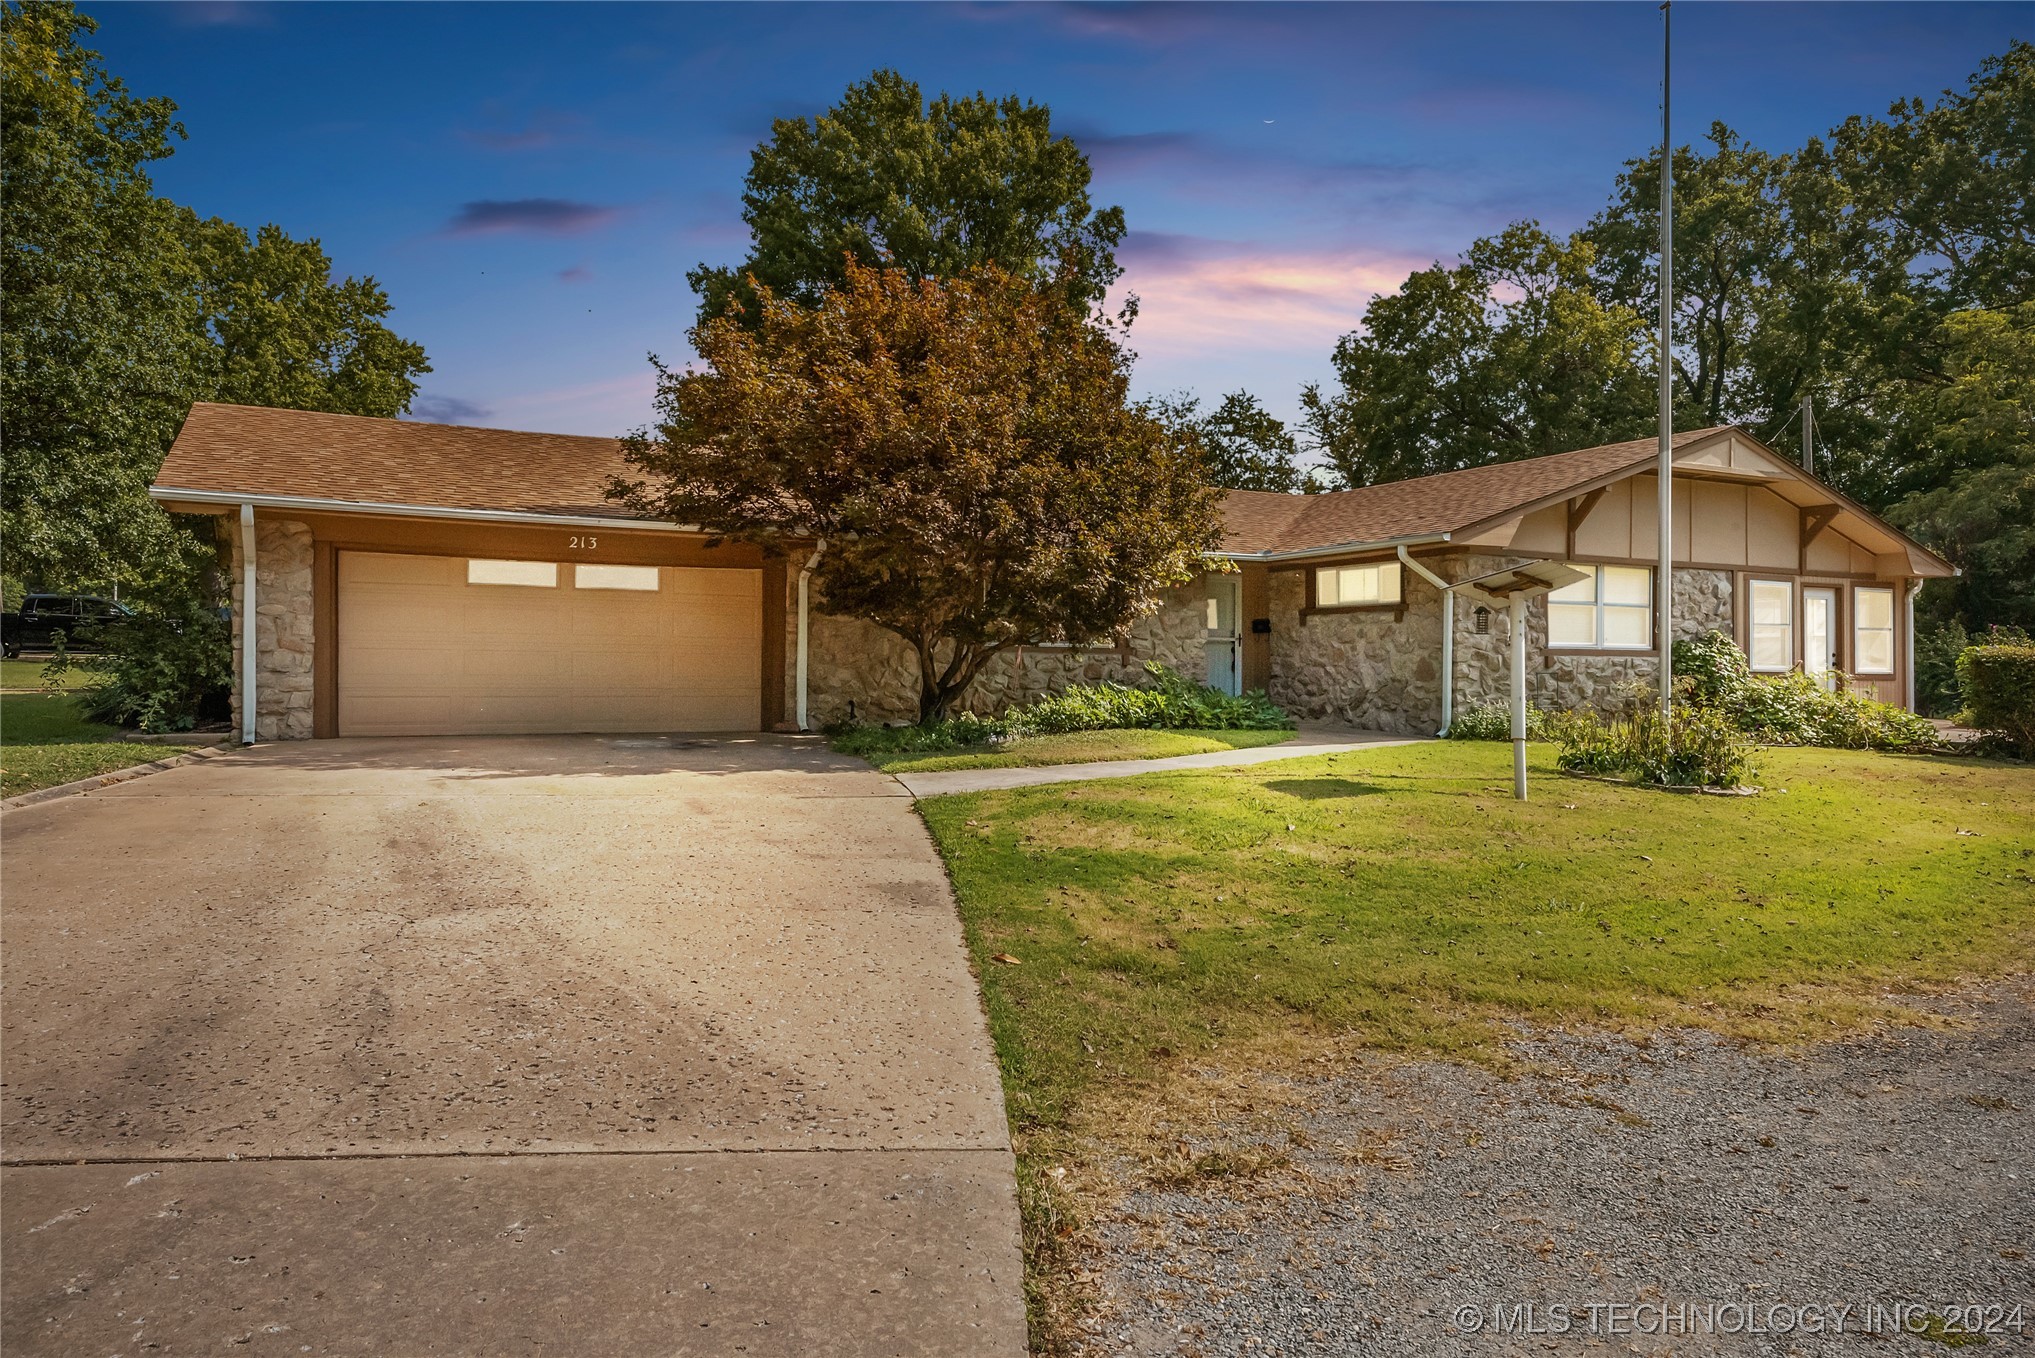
[1, 735, 1024, 1356]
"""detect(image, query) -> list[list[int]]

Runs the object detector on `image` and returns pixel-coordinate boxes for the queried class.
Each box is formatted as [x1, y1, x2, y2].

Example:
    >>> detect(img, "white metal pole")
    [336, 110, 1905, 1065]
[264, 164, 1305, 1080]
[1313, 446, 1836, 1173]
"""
[794, 540, 825, 732]
[239, 502, 257, 745]
[1510, 595, 1529, 802]
[1801, 394, 1815, 473]
[1903, 579, 1919, 712]
[1656, 0, 1676, 718]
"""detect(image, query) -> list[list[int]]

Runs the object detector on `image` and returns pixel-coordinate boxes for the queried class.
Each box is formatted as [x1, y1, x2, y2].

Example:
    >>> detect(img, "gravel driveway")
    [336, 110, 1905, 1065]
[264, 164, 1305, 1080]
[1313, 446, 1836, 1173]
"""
[1078, 980, 2035, 1356]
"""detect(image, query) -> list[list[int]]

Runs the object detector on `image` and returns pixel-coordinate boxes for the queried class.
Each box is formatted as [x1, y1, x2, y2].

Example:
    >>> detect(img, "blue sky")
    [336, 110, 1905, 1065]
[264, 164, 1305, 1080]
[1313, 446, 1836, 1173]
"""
[98, 2, 2027, 436]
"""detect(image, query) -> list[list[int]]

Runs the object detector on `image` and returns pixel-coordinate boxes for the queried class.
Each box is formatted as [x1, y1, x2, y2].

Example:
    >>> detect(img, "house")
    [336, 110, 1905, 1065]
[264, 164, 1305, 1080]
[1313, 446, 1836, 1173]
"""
[149, 403, 1954, 742]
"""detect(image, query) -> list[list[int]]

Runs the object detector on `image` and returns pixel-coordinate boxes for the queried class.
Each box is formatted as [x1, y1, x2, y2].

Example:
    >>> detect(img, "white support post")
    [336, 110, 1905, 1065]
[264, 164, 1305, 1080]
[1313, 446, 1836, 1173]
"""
[239, 502, 257, 746]
[794, 539, 826, 732]
[1510, 595, 1529, 802]
[1397, 545, 1456, 735]
[1903, 578, 1920, 713]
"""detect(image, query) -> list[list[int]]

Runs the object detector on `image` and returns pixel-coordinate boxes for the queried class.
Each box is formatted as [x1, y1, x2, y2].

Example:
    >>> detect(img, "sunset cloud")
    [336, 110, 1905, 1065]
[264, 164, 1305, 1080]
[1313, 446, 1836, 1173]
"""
[445, 198, 621, 237]
[1114, 233, 1424, 356]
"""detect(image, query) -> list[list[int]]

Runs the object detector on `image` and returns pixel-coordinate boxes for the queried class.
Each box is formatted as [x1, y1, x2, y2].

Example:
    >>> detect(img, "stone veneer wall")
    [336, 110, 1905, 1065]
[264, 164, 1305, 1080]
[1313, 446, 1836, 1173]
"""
[794, 578, 1208, 727]
[1267, 554, 1736, 734]
[230, 517, 315, 740]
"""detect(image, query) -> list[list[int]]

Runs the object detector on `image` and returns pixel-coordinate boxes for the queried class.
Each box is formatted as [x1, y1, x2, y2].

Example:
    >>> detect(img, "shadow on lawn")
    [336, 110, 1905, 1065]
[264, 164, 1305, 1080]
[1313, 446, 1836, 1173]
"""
[1260, 777, 1389, 800]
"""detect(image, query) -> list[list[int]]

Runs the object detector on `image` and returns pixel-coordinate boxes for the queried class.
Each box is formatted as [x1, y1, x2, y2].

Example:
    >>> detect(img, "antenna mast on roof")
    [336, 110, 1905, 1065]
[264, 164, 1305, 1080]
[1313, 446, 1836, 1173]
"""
[1801, 393, 1815, 473]
[1655, 0, 1675, 718]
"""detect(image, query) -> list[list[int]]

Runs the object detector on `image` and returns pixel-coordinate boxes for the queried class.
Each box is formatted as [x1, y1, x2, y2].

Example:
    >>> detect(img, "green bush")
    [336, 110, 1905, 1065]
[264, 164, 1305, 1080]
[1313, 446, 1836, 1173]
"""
[1017, 663, 1291, 734]
[1957, 644, 2035, 756]
[828, 663, 1293, 752]
[44, 597, 231, 733]
[1443, 702, 1567, 742]
[1555, 702, 1756, 789]
[1669, 629, 1937, 751]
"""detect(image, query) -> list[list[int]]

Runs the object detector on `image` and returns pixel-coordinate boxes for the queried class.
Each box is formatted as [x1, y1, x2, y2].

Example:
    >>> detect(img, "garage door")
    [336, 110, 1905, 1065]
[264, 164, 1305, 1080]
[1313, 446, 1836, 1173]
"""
[336, 551, 762, 736]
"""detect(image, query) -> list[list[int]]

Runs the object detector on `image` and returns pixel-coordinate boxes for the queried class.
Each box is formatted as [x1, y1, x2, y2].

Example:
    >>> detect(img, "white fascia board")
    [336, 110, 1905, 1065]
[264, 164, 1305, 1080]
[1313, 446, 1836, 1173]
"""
[1206, 532, 1451, 564]
[149, 486, 704, 534]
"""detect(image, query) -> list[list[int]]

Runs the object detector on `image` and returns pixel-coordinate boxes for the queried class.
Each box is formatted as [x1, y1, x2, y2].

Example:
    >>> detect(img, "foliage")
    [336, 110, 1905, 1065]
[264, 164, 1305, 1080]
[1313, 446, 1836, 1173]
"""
[1553, 700, 1755, 789]
[1670, 629, 1938, 749]
[1, 2, 428, 596]
[690, 69, 1125, 326]
[1300, 222, 1655, 486]
[1155, 390, 1306, 492]
[1956, 644, 2035, 757]
[43, 577, 230, 733]
[1443, 701, 1566, 742]
[829, 664, 1291, 764]
[613, 259, 1223, 721]
[1017, 663, 1291, 734]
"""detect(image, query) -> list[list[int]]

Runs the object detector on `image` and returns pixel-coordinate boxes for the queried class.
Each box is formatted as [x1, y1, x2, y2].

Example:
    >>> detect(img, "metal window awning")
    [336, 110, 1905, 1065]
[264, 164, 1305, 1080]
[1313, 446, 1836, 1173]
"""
[1453, 561, 1590, 802]
[1453, 561, 1589, 608]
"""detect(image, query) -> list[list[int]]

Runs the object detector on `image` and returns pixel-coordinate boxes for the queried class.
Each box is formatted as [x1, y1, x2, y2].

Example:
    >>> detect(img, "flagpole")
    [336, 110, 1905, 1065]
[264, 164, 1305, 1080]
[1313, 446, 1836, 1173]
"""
[1656, 0, 1675, 717]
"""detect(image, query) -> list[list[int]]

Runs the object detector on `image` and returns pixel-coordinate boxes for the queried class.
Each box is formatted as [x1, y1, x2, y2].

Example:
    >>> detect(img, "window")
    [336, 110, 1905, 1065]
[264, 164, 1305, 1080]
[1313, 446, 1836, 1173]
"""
[1314, 562, 1401, 608]
[1748, 579, 1793, 671]
[467, 558, 557, 587]
[574, 564, 660, 591]
[1547, 564, 1652, 649]
[1854, 586, 1895, 674]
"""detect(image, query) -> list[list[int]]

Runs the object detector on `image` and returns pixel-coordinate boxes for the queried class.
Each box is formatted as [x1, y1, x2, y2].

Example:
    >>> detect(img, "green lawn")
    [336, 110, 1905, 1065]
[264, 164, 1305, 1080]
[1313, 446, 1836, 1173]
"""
[0, 692, 194, 798]
[853, 727, 1293, 774]
[919, 741, 2034, 1340]
[0, 658, 102, 691]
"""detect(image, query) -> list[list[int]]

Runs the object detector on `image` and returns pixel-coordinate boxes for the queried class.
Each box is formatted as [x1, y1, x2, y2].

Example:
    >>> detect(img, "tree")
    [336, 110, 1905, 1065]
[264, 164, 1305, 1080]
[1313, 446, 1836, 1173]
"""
[183, 214, 429, 416]
[0, 2, 430, 590]
[1196, 391, 1305, 492]
[1301, 223, 1653, 486]
[690, 70, 1125, 326]
[612, 259, 1222, 721]
[1, 1, 206, 584]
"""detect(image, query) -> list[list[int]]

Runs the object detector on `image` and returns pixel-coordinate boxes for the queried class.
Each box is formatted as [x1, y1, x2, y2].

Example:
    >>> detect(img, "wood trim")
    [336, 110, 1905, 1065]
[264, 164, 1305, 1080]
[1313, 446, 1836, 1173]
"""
[285, 509, 767, 570]
[1565, 487, 1608, 558]
[1798, 506, 1840, 570]
[761, 557, 787, 730]
[313, 541, 338, 738]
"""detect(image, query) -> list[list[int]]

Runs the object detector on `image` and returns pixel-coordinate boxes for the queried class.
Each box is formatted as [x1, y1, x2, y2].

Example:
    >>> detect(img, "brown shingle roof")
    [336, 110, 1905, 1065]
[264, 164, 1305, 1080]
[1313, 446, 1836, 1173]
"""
[158, 404, 1737, 552]
[1220, 429, 1732, 554]
[154, 403, 640, 519]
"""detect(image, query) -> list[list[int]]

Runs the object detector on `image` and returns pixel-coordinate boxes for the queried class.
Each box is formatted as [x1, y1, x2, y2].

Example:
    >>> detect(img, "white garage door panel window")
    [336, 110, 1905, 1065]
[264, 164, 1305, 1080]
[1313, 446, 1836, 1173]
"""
[338, 551, 762, 736]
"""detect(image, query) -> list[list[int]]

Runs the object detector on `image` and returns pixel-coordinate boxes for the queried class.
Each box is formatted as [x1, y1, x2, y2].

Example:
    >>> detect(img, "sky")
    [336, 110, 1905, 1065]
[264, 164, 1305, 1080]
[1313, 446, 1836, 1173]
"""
[95, 1, 2028, 438]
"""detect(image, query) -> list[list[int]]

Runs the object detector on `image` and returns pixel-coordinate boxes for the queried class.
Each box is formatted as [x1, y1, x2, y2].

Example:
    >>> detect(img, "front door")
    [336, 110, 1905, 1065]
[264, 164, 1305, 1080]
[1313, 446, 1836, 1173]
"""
[1804, 588, 1838, 690]
[1205, 575, 1241, 695]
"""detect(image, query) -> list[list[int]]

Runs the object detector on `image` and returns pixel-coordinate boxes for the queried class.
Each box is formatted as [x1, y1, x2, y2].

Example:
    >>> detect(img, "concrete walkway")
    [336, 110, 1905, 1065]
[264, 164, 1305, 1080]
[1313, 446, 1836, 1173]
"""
[2, 735, 1025, 1356]
[894, 726, 1430, 797]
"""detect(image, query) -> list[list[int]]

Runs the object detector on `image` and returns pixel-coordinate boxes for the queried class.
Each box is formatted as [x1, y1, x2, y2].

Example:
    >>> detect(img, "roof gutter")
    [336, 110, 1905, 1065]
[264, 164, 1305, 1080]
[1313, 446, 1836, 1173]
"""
[149, 486, 706, 535]
[1208, 532, 1452, 565]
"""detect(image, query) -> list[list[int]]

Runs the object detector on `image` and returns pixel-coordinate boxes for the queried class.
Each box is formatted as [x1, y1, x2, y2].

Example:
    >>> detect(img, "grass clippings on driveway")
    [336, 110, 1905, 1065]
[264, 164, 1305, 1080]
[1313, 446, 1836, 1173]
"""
[0, 692, 193, 798]
[858, 727, 1293, 775]
[915, 740, 2035, 1348]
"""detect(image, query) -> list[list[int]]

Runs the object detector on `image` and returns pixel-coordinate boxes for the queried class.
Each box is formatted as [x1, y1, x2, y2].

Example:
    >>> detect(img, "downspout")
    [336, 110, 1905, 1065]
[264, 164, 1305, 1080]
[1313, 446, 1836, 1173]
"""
[794, 539, 826, 732]
[239, 503, 257, 745]
[1903, 578, 1920, 713]
[1397, 546, 1455, 736]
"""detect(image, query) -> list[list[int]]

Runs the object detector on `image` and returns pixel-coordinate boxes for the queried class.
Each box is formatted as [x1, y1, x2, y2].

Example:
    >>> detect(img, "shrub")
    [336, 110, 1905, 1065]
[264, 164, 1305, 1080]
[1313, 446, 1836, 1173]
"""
[1670, 629, 1937, 751]
[1554, 702, 1756, 789]
[1957, 644, 2035, 756]
[1017, 663, 1291, 734]
[1913, 620, 1970, 717]
[828, 662, 1293, 751]
[45, 596, 232, 733]
[1443, 702, 1571, 742]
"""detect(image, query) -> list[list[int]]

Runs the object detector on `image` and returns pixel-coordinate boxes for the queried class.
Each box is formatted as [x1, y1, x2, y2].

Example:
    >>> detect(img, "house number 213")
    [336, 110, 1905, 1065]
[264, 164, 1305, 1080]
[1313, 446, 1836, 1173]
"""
[568, 535, 598, 550]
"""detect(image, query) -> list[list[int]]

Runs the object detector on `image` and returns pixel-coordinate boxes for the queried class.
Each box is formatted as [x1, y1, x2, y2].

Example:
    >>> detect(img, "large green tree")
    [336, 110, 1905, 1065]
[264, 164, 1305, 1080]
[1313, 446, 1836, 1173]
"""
[1, 2, 430, 590]
[613, 259, 1221, 721]
[1302, 223, 1654, 485]
[689, 70, 1126, 326]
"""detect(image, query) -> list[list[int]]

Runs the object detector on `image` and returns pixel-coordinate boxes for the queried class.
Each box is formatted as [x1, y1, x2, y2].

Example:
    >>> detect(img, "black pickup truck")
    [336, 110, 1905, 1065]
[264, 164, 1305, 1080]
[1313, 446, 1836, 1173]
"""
[1, 593, 134, 658]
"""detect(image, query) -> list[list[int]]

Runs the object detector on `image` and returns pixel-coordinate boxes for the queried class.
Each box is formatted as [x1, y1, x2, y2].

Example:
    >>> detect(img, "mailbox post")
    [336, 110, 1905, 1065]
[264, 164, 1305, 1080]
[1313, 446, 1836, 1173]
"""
[1453, 562, 1590, 801]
